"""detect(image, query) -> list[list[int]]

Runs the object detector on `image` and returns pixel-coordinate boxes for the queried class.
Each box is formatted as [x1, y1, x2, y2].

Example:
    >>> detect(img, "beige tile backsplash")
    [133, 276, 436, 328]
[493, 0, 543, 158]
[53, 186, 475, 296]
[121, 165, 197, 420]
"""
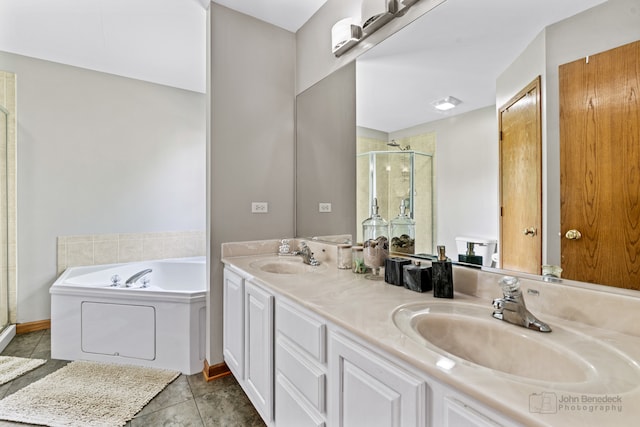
[57, 230, 206, 275]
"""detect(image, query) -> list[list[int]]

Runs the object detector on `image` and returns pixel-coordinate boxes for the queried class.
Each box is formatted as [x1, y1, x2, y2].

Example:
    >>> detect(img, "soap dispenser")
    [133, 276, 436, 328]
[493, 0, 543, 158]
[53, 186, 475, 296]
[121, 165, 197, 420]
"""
[390, 199, 415, 254]
[432, 245, 454, 298]
[362, 197, 389, 279]
[458, 242, 483, 266]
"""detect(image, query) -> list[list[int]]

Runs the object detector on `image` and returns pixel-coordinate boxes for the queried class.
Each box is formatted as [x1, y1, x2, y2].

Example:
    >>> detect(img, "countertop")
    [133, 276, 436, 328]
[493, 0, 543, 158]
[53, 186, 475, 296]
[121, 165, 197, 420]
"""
[222, 243, 640, 427]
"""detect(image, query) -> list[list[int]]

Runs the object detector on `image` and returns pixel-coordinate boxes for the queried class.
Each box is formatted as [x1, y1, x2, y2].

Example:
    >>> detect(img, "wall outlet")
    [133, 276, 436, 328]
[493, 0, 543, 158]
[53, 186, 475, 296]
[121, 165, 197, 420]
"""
[319, 202, 332, 213]
[251, 202, 268, 213]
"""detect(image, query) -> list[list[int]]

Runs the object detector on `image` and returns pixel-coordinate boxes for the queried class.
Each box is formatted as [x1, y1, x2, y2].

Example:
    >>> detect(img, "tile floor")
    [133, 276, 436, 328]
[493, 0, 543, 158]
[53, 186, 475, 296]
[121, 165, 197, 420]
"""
[0, 330, 265, 426]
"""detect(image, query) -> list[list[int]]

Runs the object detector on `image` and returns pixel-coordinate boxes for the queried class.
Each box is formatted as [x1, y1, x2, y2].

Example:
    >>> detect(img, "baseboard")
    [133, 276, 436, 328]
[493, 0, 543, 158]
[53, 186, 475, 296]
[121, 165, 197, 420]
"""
[16, 319, 51, 334]
[202, 359, 231, 382]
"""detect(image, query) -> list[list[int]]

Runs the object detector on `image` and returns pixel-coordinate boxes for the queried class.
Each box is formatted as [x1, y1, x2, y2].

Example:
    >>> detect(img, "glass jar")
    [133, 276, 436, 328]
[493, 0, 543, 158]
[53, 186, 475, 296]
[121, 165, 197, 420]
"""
[337, 244, 352, 269]
[390, 199, 415, 254]
[351, 246, 367, 274]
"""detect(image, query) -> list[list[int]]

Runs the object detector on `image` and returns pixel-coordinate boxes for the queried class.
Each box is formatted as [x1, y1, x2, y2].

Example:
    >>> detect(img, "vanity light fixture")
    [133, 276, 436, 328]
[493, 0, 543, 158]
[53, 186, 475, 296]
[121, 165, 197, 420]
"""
[333, 0, 432, 57]
[361, 0, 398, 33]
[432, 96, 462, 111]
[331, 18, 362, 55]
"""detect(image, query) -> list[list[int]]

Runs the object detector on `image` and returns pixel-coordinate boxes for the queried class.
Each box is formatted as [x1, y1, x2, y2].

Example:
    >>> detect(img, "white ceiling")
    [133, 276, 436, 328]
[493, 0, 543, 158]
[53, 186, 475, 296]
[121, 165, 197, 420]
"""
[357, 0, 607, 133]
[0, 0, 607, 124]
[0, 0, 327, 94]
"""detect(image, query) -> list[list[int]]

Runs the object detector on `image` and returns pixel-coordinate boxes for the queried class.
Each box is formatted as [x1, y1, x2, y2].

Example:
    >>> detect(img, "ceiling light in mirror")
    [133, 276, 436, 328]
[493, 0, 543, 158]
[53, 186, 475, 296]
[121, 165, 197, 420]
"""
[432, 96, 462, 111]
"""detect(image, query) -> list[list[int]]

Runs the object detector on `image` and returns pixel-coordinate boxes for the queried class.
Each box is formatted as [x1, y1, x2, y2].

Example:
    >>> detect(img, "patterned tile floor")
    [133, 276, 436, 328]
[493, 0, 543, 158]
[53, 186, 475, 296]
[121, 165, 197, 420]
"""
[0, 330, 265, 426]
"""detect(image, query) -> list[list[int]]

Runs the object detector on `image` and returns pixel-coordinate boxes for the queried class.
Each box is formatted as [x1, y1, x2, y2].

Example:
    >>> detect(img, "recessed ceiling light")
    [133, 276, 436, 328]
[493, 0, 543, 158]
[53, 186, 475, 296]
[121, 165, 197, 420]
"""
[432, 96, 462, 111]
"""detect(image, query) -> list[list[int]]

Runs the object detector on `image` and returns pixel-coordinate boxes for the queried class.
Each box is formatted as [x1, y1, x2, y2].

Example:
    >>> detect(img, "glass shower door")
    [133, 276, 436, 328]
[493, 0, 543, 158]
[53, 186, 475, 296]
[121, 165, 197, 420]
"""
[0, 106, 8, 333]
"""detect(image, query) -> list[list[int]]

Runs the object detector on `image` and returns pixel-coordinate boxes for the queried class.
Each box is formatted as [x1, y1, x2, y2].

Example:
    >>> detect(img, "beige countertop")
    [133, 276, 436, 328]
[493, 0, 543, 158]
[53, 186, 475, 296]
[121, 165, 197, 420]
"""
[222, 240, 640, 427]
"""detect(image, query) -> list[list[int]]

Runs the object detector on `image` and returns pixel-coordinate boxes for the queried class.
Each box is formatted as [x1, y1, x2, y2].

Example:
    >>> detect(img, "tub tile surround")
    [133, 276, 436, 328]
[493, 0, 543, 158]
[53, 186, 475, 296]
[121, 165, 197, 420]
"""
[57, 230, 205, 275]
[222, 238, 640, 427]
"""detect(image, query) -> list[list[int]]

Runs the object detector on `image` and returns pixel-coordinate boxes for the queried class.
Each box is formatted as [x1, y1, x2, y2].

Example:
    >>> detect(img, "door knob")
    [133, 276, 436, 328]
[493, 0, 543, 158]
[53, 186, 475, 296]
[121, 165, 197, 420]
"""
[565, 229, 582, 240]
[523, 227, 537, 237]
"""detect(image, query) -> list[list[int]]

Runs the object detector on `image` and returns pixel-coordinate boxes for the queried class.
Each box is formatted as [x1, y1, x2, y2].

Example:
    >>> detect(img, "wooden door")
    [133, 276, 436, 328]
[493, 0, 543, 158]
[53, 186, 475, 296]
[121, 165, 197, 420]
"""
[560, 40, 640, 289]
[499, 77, 542, 275]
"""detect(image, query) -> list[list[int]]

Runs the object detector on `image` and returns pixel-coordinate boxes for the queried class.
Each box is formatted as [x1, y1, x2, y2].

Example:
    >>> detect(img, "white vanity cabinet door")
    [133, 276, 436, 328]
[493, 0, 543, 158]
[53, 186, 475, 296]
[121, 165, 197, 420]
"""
[244, 280, 274, 424]
[329, 331, 427, 427]
[223, 268, 244, 379]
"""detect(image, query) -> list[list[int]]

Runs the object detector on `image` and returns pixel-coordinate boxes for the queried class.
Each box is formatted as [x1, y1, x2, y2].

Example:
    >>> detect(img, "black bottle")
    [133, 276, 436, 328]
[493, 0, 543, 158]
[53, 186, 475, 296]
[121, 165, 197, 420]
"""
[433, 245, 454, 298]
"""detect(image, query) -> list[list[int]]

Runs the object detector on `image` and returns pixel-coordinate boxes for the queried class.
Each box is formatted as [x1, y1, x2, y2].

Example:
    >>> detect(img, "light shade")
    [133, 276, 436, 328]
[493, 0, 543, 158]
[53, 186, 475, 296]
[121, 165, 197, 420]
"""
[331, 18, 361, 54]
[432, 96, 462, 111]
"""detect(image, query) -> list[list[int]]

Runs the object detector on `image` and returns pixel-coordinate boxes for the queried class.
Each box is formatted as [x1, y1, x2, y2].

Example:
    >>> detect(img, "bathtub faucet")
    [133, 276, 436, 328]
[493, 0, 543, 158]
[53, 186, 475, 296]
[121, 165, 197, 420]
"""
[125, 269, 152, 287]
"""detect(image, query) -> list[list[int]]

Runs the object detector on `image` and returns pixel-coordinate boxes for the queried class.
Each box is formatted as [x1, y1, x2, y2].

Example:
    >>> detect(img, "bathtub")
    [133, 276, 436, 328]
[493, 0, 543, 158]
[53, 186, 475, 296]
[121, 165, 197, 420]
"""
[50, 257, 206, 375]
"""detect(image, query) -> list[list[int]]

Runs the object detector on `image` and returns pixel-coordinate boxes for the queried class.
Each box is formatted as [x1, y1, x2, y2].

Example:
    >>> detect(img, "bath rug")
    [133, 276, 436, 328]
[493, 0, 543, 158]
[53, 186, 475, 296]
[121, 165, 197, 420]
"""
[0, 356, 46, 385]
[0, 360, 180, 427]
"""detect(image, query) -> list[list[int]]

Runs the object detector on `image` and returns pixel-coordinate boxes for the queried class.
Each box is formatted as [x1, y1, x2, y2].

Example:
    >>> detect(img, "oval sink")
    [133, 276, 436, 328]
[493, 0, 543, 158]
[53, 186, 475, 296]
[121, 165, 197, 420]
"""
[392, 302, 640, 391]
[249, 257, 323, 275]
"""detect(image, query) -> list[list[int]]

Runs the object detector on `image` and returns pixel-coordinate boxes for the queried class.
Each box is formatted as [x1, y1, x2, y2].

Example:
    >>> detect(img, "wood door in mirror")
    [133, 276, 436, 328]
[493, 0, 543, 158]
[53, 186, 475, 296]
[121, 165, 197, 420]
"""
[560, 40, 640, 290]
[499, 77, 542, 275]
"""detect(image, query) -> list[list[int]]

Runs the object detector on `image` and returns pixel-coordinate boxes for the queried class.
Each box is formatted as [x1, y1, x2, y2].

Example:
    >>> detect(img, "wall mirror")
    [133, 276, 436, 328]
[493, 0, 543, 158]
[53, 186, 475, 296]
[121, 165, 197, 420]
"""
[296, 0, 640, 288]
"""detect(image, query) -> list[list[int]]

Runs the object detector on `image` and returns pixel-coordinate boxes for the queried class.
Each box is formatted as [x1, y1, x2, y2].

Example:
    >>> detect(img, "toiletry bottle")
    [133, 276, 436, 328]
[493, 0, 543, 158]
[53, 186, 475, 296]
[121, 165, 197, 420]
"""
[390, 199, 415, 254]
[362, 197, 389, 277]
[433, 245, 454, 298]
[362, 197, 388, 241]
[458, 242, 483, 266]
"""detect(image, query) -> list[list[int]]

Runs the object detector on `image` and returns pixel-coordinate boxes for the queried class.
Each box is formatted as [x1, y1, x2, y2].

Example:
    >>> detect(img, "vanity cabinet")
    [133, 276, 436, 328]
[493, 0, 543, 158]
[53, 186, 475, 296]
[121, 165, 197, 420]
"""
[223, 263, 517, 427]
[328, 331, 427, 427]
[222, 268, 274, 425]
[275, 299, 327, 426]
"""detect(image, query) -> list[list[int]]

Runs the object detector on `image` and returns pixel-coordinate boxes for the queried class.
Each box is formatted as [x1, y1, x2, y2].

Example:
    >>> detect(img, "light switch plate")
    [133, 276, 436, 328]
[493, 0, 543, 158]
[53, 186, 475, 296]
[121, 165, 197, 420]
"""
[252, 202, 268, 213]
[319, 202, 332, 213]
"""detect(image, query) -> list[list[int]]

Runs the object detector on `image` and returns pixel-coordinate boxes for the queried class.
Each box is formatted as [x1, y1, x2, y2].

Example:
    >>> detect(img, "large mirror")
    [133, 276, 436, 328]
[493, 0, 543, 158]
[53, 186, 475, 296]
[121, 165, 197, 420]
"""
[296, 0, 640, 287]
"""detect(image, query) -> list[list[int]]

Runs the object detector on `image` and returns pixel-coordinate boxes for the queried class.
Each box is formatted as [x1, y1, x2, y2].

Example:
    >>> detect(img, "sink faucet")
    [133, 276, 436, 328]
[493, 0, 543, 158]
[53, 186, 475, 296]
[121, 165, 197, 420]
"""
[295, 242, 320, 266]
[492, 276, 551, 332]
[125, 269, 152, 287]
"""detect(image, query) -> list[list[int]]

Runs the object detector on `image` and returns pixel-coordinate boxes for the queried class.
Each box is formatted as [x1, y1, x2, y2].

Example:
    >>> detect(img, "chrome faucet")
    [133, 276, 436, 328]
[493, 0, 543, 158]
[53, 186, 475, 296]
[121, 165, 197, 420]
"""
[492, 276, 551, 332]
[125, 269, 152, 287]
[295, 242, 320, 266]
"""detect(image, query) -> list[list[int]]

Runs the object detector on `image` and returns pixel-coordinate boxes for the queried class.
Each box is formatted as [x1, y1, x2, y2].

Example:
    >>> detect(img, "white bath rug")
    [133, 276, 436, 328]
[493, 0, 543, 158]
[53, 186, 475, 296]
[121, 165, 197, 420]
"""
[0, 360, 180, 427]
[0, 355, 46, 385]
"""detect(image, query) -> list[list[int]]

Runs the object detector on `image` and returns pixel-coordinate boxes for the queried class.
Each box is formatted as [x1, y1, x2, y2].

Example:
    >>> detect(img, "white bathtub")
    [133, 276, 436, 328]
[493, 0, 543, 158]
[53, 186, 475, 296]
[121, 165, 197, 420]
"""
[50, 257, 206, 375]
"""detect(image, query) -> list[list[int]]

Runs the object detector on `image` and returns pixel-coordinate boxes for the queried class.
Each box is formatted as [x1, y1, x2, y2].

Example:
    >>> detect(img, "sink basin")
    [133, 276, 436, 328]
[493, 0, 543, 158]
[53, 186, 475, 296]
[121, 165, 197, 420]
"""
[249, 257, 323, 275]
[392, 302, 640, 390]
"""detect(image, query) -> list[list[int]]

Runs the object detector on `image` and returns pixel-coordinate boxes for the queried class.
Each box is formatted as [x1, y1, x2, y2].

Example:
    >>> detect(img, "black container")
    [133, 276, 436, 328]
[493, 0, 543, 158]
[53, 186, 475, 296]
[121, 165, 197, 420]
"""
[402, 264, 432, 293]
[458, 254, 483, 266]
[433, 245, 454, 298]
[384, 257, 411, 286]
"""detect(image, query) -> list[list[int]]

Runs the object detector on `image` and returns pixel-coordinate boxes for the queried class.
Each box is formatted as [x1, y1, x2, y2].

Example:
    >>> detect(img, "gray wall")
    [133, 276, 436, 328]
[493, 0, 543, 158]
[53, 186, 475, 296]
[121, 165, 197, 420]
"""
[296, 62, 356, 239]
[208, 4, 295, 364]
[0, 51, 206, 323]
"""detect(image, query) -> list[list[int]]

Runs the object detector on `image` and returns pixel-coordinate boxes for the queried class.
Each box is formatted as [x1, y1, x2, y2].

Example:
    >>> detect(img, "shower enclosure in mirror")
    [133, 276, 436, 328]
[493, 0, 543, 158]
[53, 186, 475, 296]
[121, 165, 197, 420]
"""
[0, 106, 9, 334]
[356, 134, 434, 254]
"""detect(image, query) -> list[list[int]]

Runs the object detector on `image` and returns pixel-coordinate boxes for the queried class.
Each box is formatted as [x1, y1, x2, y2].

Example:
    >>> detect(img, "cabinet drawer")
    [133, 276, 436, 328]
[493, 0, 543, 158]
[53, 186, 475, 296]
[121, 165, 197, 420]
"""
[276, 338, 326, 412]
[276, 373, 325, 427]
[276, 300, 326, 362]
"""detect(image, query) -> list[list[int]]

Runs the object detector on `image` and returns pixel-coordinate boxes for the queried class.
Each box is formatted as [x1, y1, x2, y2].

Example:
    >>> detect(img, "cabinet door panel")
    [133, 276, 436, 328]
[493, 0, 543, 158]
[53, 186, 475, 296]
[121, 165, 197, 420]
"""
[443, 397, 503, 427]
[245, 280, 274, 423]
[329, 332, 426, 427]
[223, 268, 244, 378]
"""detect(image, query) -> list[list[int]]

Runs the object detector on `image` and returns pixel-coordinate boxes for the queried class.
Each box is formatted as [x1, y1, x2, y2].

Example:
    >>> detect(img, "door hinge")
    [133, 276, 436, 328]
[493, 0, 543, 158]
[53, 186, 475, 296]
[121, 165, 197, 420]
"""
[499, 131, 503, 141]
[500, 207, 504, 216]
